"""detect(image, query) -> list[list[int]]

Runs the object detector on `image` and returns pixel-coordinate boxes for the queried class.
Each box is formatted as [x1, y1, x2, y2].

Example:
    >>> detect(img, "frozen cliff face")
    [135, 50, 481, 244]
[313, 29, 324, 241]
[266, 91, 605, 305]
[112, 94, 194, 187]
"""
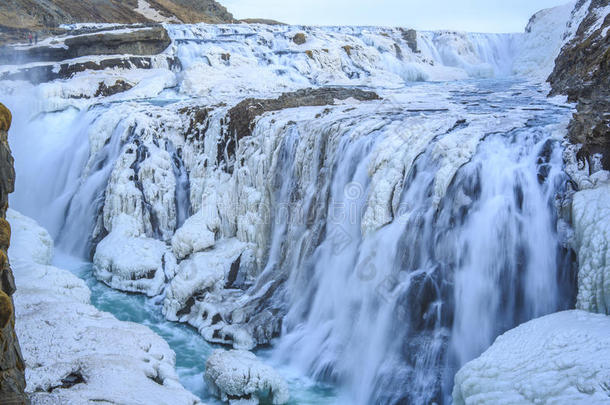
[453, 310, 610, 405]
[549, 0, 610, 170]
[7, 209, 200, 405]
[0, 102, 27, 404]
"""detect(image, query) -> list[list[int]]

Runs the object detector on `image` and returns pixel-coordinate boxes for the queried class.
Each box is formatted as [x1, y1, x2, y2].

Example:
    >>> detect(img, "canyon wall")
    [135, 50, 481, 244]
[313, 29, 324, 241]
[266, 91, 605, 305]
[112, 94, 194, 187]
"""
[0, 103, 27, 404]
[549, 0, 609, 170]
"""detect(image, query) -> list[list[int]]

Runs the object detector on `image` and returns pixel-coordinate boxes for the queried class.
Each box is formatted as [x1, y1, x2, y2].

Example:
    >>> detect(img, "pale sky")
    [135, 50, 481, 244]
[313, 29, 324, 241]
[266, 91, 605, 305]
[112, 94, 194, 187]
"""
[222, 0, 573, 33]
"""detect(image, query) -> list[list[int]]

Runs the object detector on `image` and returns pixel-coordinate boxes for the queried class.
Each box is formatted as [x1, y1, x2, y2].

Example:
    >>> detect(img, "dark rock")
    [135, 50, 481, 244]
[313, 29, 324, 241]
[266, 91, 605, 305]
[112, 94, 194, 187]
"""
[47, 371, 86, 392]
[218, 87, 381, 164]
[400, 28, 418, 53]
[549, 0, 610, 170]
[95, 80, 134, 97]
[292, 33, 307, 45]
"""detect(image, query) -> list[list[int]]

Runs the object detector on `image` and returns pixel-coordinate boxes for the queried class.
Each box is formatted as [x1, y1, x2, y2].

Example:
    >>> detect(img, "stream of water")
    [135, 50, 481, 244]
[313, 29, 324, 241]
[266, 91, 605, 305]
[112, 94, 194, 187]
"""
[54, 253, 338, 404]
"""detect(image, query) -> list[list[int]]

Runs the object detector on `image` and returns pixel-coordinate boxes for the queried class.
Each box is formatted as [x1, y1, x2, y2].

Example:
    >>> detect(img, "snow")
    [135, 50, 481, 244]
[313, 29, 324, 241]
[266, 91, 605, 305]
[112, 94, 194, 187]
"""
[512, 1, 582, 80]
[572, 183, 610, 315]
[93, 214, 175, 297]
[135, 0, 182, 24]
[205, 349, 289, 405]
[7, 209, 200, 405]
[453, 310, 610, 405]
[171, 203, 220, 260]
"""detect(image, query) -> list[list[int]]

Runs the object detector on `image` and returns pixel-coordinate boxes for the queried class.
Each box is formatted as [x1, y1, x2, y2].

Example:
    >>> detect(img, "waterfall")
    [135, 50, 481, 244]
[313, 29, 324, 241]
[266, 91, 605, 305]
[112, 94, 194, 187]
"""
[1, 20, 579, 405]
[265, 82, 576, 404]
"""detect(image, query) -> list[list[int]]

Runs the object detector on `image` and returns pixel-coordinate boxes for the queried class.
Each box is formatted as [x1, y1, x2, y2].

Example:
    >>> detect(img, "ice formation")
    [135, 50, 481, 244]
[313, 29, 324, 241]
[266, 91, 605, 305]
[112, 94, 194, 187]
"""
[512, 0, 586, 80]
[205, 349, 289, 405]
[572, 184, 610, 314]
[453, 310, 610, 405]
[7, 209, 200, 405]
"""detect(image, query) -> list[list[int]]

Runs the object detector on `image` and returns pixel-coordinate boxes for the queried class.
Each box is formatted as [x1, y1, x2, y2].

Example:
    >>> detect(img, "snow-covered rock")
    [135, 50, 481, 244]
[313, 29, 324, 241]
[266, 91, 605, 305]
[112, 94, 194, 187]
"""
[572, 183, 610, 314]
[453, 310, 610, 405]
[171, 202, 220, 260]
[164, 238, 255, 349]
[205, 349, 289, 405]
[93, 214, 176, 297]
[8, 210, 200, 405]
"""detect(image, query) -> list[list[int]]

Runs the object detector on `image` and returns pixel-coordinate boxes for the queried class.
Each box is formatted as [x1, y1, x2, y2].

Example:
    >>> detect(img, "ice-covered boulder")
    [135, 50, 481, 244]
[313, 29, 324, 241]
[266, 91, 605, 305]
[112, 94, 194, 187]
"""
[8, 210, 200, 405]
[453, 310, 610, 405]
[572, 183, 610, 314]
[164, 238, 255, 349]
[205, 349, 289, 405]
[93, 214, 176, 297]
[171, 202, 220, 260]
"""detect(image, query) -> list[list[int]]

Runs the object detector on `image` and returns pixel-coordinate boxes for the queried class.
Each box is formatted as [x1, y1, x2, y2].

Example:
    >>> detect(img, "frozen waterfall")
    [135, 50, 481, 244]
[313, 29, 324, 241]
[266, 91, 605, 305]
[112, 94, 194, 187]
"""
[1, 16, 581, 405]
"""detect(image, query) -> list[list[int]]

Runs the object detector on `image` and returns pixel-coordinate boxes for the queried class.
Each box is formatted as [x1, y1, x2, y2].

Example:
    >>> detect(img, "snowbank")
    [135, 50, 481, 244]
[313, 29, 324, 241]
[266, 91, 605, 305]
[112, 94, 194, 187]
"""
[453, 310, 610, 405]
[572, 183, 610, 314]
[7, 209, 200, 405]
[205, 349, 289, 405]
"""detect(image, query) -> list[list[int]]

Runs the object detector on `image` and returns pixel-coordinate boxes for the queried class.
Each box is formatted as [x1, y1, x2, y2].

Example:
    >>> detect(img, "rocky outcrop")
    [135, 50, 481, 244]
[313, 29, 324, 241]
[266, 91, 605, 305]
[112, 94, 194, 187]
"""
[220, 87, 380, 163]
[0, 0, 233, 43]
[94, 80, 134, 97]
[549, 0, 609, 170]
[0, 26, 172, 64]
[0, 103, 28, 404]
[400, 28, 418, 53]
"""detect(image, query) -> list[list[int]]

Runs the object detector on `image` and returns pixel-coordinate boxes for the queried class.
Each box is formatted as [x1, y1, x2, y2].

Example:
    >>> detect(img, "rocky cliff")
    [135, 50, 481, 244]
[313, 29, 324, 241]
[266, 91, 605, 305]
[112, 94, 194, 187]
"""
[0, 0, 234, 44]
[549, 0, 609, 170]
[0, 104, 27, 404]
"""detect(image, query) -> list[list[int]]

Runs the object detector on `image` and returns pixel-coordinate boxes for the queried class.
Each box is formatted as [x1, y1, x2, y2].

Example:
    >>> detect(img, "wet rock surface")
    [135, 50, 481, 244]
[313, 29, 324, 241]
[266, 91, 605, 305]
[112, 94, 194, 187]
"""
[549, 0, 610, 169]
[0, 103, 28, 404]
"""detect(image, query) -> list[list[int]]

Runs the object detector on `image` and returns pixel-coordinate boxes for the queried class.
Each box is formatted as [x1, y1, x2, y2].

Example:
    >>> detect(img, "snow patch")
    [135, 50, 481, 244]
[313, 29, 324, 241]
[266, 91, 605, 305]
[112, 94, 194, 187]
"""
[135, 0, 181, 24]
[453, 310, 610, 405]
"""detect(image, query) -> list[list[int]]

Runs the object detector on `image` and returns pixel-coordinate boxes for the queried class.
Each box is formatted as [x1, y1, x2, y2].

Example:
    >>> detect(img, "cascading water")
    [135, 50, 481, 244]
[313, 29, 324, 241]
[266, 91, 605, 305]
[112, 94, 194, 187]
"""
[267, 81, 576, 404]
[1, 18, 579, 405]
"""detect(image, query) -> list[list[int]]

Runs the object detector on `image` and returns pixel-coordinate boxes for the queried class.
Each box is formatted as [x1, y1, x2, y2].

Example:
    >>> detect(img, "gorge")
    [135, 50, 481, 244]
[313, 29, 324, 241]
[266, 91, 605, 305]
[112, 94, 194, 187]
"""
[0, 0, 609, 404]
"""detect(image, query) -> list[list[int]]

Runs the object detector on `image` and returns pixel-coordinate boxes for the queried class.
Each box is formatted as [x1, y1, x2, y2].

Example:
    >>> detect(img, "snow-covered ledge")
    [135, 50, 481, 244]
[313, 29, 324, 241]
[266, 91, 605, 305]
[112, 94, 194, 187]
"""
[452, 310, 610, 404]
[7, 209, 201, 405]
